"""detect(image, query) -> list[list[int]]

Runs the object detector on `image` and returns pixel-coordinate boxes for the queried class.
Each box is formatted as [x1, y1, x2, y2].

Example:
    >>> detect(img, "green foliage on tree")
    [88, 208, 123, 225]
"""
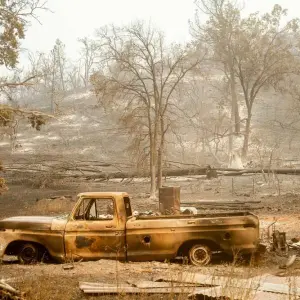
[0, 0, 47, 193]
[0, 0, 46, 68]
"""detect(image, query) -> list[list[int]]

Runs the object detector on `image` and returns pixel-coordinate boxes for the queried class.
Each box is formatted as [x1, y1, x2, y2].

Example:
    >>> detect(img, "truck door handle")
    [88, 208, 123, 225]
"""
[188, 221, 196, 224]
[106, 225, 113, 228]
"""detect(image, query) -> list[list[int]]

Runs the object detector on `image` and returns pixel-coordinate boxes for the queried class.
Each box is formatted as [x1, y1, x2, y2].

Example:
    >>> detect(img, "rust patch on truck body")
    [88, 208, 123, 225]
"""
[125, 212, 259, 261]
[0, 192, 260, 264]
[75, 236, 96, 249]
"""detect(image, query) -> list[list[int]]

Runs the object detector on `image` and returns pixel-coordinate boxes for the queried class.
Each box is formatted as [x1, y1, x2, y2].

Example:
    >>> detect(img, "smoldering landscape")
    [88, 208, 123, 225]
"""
[2, 0, 300, 299]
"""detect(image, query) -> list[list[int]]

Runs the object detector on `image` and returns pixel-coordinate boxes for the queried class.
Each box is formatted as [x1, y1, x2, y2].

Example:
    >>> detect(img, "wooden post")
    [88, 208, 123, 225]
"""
[159, 186, 180, 215]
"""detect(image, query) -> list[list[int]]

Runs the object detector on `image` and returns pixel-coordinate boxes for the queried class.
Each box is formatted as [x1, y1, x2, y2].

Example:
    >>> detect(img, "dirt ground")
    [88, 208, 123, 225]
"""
[1, 174, 300, 299]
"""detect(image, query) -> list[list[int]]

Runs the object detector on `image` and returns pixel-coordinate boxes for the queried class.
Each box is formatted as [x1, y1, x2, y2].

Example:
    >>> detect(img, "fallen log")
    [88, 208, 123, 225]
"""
[181, 200, 261, 205]
[219, 168, 300, 176]
[78, 167, 300, 180]
[195, 206, 264, 211]
[5, 165, 300, 181]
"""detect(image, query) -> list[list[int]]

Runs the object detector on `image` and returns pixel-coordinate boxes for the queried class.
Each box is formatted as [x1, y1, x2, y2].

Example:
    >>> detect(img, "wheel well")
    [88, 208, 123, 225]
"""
[5, 240, 49, 257]
[177, 239, 221, 256]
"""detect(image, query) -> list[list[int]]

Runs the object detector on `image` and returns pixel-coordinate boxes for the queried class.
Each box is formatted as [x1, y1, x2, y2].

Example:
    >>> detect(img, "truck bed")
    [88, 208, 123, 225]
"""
[135, 211, 255, 220]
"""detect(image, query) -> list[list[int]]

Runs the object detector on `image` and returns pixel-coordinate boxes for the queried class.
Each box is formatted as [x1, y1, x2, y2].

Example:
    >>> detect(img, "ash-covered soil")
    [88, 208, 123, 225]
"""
[1, 174, 300, 299]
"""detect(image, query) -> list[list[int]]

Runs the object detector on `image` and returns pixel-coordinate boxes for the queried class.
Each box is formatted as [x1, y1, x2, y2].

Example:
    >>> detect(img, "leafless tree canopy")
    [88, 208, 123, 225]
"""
[2, 1, 300, 196]
[90, 21, 205, 197]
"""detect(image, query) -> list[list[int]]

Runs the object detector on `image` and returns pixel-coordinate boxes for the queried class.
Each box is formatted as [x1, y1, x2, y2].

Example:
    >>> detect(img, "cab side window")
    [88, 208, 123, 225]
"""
[75, 198, 114, 220]
[89, 199, 114, 220]
[75, 198, 90, 220]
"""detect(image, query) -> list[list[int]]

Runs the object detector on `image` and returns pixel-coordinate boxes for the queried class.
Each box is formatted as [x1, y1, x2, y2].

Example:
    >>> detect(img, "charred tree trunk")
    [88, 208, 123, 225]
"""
[157, 116, 165, 189]
[242, 113, 252, 160]
[149, 106, 159, 199]
[230, 67, 240, 134]
[56, 46, 65, 93]
[84, 60, 89, 88]
[50, 49, 56, 114]
[228, 66, 241, 167]
[157, 148, 162, 189]
[149, 129, 157, 199]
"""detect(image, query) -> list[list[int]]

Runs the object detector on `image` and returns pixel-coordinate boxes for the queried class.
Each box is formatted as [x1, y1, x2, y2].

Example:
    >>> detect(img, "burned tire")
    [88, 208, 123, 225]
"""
[18, 243, 40, 264]
[189, 244, 212, 266]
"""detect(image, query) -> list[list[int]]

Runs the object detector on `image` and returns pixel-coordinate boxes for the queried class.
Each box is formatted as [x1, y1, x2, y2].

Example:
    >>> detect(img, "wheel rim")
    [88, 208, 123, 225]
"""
[190, 246, 211, 265]
[20, 246, 37, 263]
[194, 248, 207, 262]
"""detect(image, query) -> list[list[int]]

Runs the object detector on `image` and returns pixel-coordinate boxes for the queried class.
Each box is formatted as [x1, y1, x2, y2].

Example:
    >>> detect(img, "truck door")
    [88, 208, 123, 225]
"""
[64, 197, 126, 261]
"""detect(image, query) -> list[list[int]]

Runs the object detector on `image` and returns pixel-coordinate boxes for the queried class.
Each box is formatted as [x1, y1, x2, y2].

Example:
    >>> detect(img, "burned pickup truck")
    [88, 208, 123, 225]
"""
[0, 192, 259, 265]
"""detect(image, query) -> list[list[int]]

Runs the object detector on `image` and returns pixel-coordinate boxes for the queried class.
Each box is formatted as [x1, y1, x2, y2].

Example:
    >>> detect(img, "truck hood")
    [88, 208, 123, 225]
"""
[0, 215, 68, 231]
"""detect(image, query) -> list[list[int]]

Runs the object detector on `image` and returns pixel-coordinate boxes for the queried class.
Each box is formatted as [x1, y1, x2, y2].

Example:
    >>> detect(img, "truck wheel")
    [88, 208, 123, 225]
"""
[189, 244, 212, 266]
[18, 243, 40, 264]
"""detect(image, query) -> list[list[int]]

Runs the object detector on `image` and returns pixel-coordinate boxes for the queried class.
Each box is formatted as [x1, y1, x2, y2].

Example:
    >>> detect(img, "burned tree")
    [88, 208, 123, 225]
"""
[91, 21, 203, 198]
[191, 1, 300, 162]
[191, 0, 242, 166]
[233, 5, 300, 158]
[79, 37, 100, 88]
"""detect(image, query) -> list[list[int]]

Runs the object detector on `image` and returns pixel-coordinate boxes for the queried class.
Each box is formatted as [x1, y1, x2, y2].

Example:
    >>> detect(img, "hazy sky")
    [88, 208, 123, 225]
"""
[18, 0, 300, 66]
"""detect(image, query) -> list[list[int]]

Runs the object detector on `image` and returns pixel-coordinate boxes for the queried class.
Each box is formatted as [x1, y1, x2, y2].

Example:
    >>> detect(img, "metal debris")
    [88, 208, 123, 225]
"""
[63, 264, 74, 270]
[156, 272, 300, 296]
[126, 280, 204, 289]
[266, 221, 289, 255]
[79, 281, 230, 298]
[80, 281, 209, 295]
[289, 241, 300, 251]
[0, 280, 24, 300]
[180, 207, 198, 215]
[272, 230, 288, 254]
[279, 254, 297, 269]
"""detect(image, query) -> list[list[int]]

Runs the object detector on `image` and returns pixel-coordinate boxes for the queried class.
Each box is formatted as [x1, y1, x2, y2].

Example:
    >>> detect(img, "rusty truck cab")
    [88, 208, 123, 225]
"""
[64, 192, 132, 261]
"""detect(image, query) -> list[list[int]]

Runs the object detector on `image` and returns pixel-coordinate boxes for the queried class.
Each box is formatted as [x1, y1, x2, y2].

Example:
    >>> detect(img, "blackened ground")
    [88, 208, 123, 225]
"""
[1, 174, 300, 299]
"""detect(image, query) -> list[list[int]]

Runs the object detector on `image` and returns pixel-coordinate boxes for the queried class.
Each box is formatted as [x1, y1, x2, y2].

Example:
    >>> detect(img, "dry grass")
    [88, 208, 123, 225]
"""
[17, 276, 79, 300]
[4, 258, 300, 300]
[2, 177, 300, 299]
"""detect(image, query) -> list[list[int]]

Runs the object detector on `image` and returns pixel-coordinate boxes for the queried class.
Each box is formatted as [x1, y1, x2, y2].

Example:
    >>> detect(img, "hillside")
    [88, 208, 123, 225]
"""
[2, 82, 300, 185]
